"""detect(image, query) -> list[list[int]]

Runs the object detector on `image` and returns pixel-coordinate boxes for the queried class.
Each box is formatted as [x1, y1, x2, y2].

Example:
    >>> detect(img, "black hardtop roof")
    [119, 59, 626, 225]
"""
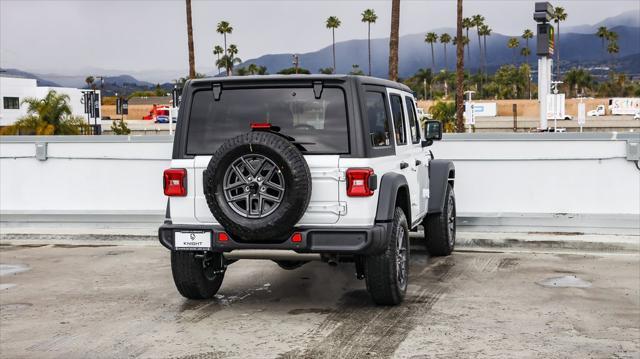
[189, 74, 412, 93]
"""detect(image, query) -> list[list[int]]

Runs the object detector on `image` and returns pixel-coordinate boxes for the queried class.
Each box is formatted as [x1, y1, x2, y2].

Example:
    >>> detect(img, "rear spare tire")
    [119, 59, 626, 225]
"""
[203, 131, 312, 242]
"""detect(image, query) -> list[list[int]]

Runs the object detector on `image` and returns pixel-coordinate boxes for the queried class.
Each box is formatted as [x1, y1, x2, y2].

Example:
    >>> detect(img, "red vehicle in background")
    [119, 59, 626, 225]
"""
[143, 104, 172, 123]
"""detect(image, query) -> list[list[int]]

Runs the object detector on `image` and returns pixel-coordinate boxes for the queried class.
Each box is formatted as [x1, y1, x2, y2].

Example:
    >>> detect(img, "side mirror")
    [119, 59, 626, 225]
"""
[424, 120, 442, 140]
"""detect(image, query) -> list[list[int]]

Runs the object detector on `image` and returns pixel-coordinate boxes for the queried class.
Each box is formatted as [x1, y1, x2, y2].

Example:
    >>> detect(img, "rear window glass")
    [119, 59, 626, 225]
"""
[186, 87, 349, 155]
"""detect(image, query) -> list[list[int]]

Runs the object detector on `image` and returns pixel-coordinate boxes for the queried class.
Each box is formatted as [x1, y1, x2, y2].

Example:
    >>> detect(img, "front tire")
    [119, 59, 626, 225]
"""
[171, 252, 225, 299]
[424, 183, 456, 256]
[365, 207, 409, 306]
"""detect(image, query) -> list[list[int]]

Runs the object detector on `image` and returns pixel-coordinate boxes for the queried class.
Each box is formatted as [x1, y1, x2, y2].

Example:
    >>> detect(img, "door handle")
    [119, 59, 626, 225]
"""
[415, 159, 422, 166]
[400, 162, 408, 170]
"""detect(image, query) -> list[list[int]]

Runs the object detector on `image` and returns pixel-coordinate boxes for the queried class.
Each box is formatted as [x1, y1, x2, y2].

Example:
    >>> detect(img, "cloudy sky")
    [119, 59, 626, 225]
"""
[1, 0, 638, 79]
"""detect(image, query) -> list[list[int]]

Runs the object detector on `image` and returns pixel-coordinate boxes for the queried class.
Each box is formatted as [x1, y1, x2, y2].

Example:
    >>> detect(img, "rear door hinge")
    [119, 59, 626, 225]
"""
[311, 169, 345, 181]
[307, 202, 347, 215]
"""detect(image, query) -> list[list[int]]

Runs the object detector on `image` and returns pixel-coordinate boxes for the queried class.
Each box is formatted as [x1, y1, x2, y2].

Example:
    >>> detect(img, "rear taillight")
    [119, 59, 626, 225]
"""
[163, 168, 187, 196]
[346, 168, 376, 197]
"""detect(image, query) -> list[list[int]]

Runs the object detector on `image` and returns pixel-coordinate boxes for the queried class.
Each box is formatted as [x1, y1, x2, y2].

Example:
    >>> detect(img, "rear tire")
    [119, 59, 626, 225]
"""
[171, 252, 225, 299]
[424, 184, 456, 256]
[365, 207, 409, 306]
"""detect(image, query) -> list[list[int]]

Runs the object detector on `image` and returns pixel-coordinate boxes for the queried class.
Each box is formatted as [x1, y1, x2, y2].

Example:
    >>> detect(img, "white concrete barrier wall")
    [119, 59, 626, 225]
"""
[1, 133, 638, 234]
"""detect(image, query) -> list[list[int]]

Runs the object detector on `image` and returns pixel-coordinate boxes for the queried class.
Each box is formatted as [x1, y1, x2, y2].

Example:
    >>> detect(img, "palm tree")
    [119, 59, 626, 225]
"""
[479, 25, 492, 66]
[507, 38, 520, 64]
[472, 15, 485, 73]
[606, 31, 619, 72]
[185, 0, 195, 79]
[213, 45, 224, 75]
[85, 76, 95, 89]
[224, 44, 241, 75]
[564, 68, 593, 97]
[217, 21, 233, 75]
[607, 40, 620, 71]
[478, 24, 491, 97]
[521, 29, 534, 100]
[216, 55, 242, 76]
[462, 17, 473, 63]
[553, 7, 567, 80]
[425, 32, 439, 72]
[596, 26, 609, 55]
[325, 16, 341, 74]
[440, 33, 452, 71]
[23, 90, 72, 129]
[247, 63, 259, 75]
[522, 29, 533, 67]
[216, 21, 233, 53]
[361, 9, 378, 76]
[520, 47, 532, 98]
[455, 0, 465, 133]
[414, 68, 434, 99]
[388, 0, 401, 81]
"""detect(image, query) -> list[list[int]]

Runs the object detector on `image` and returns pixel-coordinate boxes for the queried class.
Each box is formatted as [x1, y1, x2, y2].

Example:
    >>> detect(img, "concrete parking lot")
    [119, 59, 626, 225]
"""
[1, 237, 638, 358]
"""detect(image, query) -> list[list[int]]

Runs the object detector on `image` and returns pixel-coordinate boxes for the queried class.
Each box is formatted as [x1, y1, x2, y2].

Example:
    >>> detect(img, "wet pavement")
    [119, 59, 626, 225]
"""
[0, 239, 638, 358]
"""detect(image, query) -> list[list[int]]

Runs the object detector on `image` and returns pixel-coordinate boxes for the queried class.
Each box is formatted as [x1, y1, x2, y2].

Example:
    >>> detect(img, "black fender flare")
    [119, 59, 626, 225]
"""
[374, 172, 410, 223]
[428, 160, 455, 214]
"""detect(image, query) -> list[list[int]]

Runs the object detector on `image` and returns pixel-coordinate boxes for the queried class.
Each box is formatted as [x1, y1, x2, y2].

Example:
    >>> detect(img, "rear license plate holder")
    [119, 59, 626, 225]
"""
[174, 231, 212, 251]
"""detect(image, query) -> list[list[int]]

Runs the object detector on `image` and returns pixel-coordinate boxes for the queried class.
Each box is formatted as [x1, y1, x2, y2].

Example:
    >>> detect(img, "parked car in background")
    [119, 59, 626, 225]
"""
[588, 105, 605, 117]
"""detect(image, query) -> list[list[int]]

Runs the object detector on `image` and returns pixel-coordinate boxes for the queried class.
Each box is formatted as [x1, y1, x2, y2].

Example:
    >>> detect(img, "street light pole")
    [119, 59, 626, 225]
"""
[292, 54, 299, 74]
[534, 2, 555, 131]
[464, 90, 475, 133]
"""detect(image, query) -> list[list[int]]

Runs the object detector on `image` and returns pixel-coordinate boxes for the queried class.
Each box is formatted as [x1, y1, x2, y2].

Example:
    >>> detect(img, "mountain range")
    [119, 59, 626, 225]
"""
[2, 10, 638, 89]
[239, 24, 639, 78]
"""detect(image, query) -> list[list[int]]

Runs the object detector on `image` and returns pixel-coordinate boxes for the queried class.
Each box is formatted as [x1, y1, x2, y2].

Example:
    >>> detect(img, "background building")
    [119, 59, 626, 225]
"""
[0, 75, 101, 127]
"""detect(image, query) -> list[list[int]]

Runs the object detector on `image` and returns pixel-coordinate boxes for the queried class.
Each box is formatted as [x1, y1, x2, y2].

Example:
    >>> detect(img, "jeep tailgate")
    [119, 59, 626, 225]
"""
[193, 155, 342, 225]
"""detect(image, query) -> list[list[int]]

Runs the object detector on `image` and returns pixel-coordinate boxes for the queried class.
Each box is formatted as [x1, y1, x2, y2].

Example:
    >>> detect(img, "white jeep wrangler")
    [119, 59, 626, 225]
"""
[159, 75, 456, 305]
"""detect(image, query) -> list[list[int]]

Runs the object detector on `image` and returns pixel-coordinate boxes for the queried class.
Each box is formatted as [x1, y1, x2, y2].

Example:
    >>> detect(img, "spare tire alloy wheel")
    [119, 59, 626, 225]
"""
[223, 154, 285, 218]
[204, 131, 312, 242]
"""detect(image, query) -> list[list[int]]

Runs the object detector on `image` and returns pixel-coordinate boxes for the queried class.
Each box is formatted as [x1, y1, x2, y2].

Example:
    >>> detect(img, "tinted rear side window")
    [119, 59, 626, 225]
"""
[390, 94, 407, 145]
[405, 97, 420, 143]
[365, 91, 391, 147]
[186, 87, 349, 155]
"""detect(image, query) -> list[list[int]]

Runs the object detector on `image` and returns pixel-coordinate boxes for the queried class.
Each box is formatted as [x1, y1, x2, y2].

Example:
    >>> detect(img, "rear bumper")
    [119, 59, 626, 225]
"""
[158, 223, 390, 255]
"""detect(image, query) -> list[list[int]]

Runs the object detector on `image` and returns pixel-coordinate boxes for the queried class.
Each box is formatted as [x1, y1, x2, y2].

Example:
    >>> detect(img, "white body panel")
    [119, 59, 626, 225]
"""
[191, 154, 343, 226]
